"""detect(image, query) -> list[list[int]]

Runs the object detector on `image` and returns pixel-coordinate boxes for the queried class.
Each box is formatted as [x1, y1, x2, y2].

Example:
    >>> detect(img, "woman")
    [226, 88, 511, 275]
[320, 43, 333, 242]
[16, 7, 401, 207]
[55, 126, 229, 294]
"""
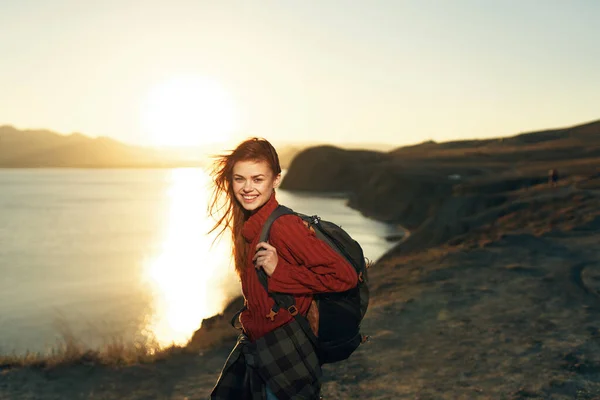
[208, 138, 357, 400]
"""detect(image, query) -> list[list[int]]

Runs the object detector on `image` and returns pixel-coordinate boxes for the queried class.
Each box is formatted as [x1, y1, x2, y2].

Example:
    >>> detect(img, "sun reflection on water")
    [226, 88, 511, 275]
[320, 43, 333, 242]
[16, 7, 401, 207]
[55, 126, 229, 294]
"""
[144, 168, 236, 348]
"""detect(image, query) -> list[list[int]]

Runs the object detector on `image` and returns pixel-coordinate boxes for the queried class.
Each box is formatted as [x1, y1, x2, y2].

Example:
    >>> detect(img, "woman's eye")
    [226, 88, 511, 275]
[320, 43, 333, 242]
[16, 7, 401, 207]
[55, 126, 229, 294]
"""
[234, 177, 244, 182]
[254, 179, 263, 183]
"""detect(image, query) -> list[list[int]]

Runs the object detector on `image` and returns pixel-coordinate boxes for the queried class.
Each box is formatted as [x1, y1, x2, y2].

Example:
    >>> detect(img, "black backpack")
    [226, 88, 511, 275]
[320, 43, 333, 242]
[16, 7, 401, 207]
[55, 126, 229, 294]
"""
[257, 205, 370, 364]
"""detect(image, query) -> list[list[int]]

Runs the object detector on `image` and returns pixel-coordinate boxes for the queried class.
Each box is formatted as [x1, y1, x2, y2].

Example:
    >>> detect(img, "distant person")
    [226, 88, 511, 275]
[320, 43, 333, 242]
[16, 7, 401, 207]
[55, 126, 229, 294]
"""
[549, 168, 559, 187]
[208, 137, 356, 399]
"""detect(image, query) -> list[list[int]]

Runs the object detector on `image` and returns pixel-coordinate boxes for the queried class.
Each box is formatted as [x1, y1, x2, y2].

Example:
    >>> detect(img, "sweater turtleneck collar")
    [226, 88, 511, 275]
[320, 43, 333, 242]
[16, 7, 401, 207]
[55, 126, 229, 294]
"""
[241, 192, 279, 243]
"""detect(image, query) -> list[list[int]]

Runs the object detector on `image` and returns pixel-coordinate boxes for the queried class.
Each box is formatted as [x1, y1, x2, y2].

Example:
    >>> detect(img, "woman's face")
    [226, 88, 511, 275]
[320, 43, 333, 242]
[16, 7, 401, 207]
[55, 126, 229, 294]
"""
[231, 160, 281, 212]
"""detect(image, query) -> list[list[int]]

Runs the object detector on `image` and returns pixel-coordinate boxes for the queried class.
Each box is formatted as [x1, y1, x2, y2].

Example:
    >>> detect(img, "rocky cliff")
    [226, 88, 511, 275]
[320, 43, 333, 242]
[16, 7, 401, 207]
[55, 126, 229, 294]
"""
[281, 119, 600, 253]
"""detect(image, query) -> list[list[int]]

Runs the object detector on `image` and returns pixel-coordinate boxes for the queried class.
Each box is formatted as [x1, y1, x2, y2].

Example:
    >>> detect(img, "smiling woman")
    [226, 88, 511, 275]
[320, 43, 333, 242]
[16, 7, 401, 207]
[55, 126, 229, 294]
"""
[140, 75, 237, 147]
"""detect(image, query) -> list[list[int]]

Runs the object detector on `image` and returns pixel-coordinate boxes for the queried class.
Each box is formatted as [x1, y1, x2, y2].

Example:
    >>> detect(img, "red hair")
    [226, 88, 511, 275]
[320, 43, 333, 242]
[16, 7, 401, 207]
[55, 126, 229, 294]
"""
[208, 138, 281, 277]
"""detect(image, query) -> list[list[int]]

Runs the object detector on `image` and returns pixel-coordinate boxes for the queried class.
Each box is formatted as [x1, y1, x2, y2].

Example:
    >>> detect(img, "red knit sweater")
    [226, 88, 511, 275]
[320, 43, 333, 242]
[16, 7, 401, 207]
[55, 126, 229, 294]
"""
[239, 193, 358, 341]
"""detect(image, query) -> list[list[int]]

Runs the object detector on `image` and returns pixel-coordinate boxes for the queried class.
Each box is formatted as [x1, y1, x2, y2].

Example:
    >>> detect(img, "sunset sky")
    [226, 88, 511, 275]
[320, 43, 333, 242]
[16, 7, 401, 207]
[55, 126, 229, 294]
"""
[1, 0, 599, 148]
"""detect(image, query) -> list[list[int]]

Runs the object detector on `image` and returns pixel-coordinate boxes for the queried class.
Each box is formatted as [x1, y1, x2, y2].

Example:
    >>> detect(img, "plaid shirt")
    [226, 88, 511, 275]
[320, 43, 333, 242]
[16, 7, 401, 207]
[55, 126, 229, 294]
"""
[210, 319, 322, 400]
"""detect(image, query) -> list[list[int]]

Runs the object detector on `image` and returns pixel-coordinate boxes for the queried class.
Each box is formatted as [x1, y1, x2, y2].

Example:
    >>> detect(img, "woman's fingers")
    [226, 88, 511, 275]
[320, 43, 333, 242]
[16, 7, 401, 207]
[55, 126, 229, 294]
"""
[253, 241, 276, 260]
[255, 241, 275, 251]
[254, 242, 278, 276]
[253, 250, 270, 262]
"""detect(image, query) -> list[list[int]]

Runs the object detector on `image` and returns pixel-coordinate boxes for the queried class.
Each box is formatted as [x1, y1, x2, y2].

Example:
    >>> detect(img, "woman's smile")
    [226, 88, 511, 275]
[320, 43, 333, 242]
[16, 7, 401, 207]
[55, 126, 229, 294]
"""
[241, 193, 259, 203]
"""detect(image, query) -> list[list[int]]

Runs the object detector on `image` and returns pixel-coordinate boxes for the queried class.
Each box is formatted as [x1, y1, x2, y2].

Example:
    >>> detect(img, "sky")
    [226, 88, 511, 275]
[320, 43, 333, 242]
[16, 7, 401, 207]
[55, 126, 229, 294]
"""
[1, 0, 599, 149]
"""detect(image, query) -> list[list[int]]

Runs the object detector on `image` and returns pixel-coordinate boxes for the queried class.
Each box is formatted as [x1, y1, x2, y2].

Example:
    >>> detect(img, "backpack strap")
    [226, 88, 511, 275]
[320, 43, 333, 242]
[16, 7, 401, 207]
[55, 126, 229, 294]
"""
[256, 204, 295, 292]
[230, 205, 294, 329]
[258, 205, 295, 244]
[256, 205, 296, 314]
[255, 205, 319, 349]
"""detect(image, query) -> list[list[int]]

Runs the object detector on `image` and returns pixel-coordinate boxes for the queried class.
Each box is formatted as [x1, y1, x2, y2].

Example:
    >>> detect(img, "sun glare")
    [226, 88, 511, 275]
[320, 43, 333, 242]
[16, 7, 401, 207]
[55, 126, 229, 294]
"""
[141, 76, 237, 147]
[143, 168, 237, 347]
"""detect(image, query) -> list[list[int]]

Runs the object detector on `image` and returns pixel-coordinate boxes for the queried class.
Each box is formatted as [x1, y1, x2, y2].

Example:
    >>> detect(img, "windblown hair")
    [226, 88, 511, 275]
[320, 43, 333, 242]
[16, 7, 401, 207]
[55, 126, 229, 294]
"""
[208, 138, 281, 277]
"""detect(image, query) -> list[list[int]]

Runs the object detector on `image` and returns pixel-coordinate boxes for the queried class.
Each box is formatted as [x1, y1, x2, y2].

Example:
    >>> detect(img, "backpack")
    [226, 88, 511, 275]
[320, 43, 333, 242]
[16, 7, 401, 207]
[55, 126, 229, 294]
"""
[257, 205, 370, 364]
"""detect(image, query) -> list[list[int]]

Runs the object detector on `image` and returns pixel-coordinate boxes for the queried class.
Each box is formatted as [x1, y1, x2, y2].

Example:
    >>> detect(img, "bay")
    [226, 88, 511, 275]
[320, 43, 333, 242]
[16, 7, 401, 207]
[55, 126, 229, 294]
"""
[0, 168, 401, 355]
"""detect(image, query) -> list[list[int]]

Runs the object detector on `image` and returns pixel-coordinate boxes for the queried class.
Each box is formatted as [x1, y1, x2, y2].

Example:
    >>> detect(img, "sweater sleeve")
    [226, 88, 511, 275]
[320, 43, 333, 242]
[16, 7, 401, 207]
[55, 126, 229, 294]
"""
[267, 215, 358, 294]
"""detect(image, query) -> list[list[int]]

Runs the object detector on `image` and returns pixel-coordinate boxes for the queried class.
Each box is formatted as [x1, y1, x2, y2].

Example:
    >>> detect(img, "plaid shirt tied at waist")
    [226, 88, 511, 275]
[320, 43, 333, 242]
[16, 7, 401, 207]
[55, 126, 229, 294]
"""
[210, 319, 322, 400]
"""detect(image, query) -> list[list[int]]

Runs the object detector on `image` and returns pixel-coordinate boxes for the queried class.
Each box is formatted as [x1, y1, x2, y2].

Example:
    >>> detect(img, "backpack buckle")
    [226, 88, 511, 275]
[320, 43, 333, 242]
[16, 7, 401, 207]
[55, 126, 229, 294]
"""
[287, 305, 298, 316]
[266, 309, 278, 321]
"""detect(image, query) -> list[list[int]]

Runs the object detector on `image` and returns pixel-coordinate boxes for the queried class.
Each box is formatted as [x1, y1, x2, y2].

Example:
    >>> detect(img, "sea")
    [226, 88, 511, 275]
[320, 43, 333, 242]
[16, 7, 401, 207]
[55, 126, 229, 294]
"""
[0, 168, 401, 355]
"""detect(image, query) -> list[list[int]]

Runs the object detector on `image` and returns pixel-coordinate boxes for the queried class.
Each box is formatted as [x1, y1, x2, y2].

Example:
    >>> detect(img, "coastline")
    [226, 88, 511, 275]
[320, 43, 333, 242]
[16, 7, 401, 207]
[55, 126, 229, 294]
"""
[3, 175, 599, 399]
[3, 121, 600, 398]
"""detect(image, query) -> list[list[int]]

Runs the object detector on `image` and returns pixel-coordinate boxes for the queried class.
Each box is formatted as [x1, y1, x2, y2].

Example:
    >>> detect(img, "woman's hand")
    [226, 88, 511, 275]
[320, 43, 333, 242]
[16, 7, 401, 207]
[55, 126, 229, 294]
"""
[253, 242, 278, 277]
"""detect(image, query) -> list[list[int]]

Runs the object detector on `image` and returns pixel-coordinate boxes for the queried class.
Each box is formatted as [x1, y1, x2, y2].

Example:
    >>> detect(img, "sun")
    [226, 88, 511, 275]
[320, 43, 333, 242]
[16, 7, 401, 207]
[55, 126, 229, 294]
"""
[141, 75, 237, 147]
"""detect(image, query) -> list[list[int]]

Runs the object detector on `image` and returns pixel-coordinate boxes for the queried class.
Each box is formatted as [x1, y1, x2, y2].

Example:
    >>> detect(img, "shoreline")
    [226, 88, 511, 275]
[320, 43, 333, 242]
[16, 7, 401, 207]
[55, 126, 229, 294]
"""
[3, 119, 600, 398]
[3, 180, 599, 399]
[0, 180, 396, 361]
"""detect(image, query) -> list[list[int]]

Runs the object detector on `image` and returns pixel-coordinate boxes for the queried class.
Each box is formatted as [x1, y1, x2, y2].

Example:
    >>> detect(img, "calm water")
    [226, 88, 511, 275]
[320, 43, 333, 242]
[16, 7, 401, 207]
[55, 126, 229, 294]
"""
[0, 169, 400, 355]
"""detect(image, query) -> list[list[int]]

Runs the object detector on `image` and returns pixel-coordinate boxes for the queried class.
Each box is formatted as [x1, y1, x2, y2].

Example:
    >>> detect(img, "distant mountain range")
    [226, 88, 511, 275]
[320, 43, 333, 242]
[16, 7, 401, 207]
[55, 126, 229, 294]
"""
[0, 126, 193, 168]
[0, 125, 398, 168]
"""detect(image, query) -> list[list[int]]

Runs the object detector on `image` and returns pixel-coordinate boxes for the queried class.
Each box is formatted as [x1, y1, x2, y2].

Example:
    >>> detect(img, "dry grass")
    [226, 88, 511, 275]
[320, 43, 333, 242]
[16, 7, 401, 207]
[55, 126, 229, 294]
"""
[0, 316, 195, 370]
[577, 176, 600, 190]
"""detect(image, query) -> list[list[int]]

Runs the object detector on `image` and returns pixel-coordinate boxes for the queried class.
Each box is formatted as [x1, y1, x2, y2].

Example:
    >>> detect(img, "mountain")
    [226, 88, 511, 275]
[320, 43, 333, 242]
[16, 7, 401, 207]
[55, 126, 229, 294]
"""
[0, 126, 302, 168]
[0, 126, 197, 168]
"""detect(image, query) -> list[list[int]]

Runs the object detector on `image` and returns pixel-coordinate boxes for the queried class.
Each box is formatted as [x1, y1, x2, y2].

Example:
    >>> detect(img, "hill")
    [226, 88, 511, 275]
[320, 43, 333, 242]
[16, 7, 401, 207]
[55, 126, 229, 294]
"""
[281, 118, 600, 233]
[0, 126, 315, 169]
[0, 125, 193, 168]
